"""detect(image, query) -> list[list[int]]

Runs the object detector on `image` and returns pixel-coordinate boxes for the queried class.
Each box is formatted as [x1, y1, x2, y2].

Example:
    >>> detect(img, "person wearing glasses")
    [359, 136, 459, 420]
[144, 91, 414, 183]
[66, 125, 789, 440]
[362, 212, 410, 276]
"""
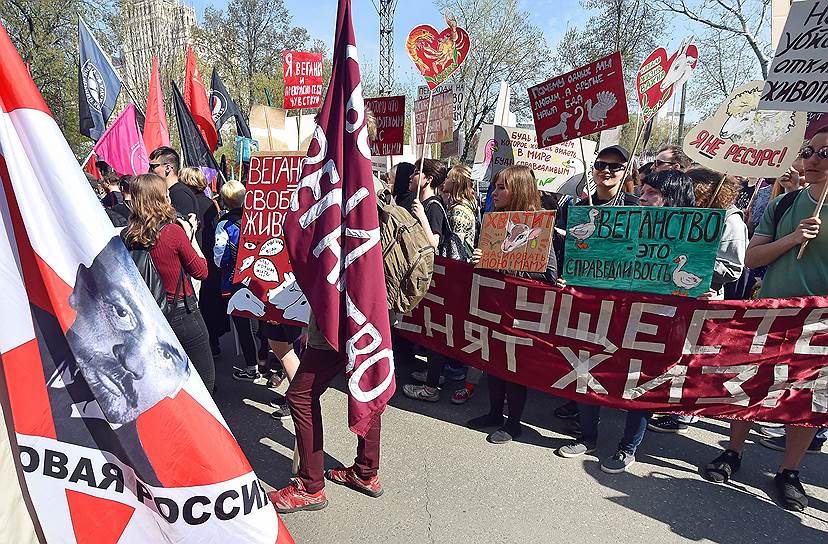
[148, 146, 198, 218]
[652, 144, 690, 172]
[701, 128, 828, 512]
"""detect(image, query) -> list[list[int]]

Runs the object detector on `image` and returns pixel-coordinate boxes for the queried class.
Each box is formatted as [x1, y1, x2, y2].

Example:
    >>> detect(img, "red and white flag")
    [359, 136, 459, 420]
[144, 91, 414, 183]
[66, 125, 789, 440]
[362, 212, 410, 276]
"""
[183, 46, 218, 152]
[0, 23, 292, 543]
[144, 56, 170, 154]
[284, 0, 395, 436]
[93, 103, 149, 176]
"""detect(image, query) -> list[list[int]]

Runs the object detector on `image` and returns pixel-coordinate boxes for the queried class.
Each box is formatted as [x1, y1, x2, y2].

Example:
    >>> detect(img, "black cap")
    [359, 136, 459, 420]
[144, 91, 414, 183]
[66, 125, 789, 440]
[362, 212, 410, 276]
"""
[597, 144, 630, 162]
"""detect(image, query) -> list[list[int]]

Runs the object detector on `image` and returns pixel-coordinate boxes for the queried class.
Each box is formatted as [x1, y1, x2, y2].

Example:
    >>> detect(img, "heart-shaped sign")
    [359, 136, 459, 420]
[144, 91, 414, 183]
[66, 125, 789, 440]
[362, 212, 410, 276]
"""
[406, 21, 470, 91]
[636, 47, 673, 122]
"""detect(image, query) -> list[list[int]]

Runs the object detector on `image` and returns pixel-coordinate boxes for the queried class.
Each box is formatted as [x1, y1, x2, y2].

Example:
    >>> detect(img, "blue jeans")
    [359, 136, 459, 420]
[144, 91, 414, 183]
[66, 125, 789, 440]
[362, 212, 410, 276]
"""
[578, 403, 652, 454]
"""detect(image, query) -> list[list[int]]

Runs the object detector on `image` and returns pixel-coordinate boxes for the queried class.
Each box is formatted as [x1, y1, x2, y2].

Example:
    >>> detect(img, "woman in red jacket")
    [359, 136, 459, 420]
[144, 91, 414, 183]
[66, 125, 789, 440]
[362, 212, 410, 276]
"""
[122, 174, 215, 392]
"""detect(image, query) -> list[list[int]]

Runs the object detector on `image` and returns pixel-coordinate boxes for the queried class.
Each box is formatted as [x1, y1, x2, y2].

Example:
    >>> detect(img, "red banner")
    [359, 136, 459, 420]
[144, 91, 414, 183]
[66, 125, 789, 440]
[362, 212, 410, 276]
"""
[233, 153, 309, 326]
[528, 51, 628, 148]
[396, 258, 828, 426]
[282, 51, 323, 109]
[365, 96, 405, 156]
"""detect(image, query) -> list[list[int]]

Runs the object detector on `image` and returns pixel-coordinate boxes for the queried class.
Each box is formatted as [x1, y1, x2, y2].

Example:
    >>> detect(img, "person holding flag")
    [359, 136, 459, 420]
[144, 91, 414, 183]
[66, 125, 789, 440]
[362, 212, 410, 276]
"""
[271, 0, 395, 513]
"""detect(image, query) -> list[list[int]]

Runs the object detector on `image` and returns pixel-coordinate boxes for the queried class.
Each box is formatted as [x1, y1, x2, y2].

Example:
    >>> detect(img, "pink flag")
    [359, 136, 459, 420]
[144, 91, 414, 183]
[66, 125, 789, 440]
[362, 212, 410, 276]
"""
[93, 103, 149, 175]
[283, 0, 395, 436]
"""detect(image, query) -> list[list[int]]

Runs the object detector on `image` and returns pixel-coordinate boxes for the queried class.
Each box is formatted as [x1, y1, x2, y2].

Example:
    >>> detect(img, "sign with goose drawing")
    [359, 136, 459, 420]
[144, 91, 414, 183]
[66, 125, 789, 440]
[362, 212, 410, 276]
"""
[562, 206, 724, 297]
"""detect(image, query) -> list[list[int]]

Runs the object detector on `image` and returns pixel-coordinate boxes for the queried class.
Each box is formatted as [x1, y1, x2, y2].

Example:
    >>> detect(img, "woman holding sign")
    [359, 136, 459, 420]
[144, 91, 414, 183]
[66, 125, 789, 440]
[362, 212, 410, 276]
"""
[464, 165, 559, 444]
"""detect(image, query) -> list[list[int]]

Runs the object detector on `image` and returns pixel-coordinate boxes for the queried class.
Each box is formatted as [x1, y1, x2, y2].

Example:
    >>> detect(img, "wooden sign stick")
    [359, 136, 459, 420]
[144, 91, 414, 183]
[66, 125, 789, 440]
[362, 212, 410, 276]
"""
[797, 183, 828, 259]
[578, 137, 592, 206]
[706, 172, 727, 208]
[618, 122, 646, 203]
[417, 89, 435, 182]
[743, 178, 762, 226]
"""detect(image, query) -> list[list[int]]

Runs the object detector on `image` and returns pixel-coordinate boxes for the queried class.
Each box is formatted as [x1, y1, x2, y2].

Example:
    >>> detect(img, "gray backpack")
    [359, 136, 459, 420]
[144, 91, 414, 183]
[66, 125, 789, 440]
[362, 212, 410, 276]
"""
[377, 189, 435, 313]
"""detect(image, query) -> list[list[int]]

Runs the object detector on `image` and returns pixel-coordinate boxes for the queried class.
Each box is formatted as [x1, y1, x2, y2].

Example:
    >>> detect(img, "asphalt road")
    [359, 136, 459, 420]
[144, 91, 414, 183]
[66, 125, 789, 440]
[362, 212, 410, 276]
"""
[211, 340, 828, 544]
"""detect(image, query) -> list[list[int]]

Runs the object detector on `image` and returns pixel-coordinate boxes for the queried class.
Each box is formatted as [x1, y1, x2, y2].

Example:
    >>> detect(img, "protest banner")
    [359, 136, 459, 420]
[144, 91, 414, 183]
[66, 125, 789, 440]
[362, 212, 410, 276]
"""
[414, 86, 453, 145]
[282, 51, 323, 110]
[365, 95, 405, 156]
[472, 124, 597, 194]
[683, 80, 807, 178]
[396, 257, 828, 427]
[760, 0, 828, 112]
[232, 152, 310, 326]
[562, 206, 724, 297]
[476, 211, 555, 273]
[406, 15, 470, 91]
[528, 51, 628, 148]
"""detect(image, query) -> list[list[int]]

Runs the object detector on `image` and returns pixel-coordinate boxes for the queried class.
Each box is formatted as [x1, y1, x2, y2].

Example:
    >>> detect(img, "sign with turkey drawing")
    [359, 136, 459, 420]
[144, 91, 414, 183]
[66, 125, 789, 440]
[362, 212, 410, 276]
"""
[476, 211, 555, 273]
[562, 206, 724, 297]
[232, 152, 310, 326]
[528, 51, 628, 148]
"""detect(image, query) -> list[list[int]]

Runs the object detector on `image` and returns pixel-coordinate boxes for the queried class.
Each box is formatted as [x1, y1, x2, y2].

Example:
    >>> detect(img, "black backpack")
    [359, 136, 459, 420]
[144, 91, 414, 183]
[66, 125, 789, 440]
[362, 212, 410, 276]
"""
[771, 189, 801, 239]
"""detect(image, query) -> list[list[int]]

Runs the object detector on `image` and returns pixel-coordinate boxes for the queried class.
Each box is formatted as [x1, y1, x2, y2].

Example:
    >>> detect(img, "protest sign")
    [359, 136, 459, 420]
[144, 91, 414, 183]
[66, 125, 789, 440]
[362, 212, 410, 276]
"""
[472, 124, 597, 193]
[760, 0, 828, 112]
[637, 42, 698, 122]
[419, 83, 464, 127]
[683, 80, 807, 177]
[282, 51, 323, 109]
[366, 95, 405, 156]
[529, 52, 628, 148]
[476, 211, 555, 272]
[406, 16, 470, 91]
[397, 257, 828, 426]
[414, 86, 453, 145]
[806, 112, 828, 139]
[563, 206, 724, 297]
[232, 152, 310, 326]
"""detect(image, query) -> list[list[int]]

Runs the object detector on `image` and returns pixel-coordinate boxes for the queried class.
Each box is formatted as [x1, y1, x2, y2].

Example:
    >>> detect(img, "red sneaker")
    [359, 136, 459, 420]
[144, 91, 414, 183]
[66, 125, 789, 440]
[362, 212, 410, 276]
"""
[325, 466, 383, 497]
[268, 478, 328, 513]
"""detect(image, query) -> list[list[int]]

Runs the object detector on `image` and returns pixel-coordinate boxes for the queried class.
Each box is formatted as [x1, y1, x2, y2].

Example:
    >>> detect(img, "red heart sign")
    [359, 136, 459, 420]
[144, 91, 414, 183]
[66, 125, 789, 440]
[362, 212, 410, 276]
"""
[406, 23, 470, 91]
[637, 47, 673, 122]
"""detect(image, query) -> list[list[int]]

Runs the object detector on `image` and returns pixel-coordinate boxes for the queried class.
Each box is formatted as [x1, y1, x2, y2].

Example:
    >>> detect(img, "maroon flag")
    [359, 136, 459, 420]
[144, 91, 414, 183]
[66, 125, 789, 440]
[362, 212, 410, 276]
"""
[284, 0, 395, 436]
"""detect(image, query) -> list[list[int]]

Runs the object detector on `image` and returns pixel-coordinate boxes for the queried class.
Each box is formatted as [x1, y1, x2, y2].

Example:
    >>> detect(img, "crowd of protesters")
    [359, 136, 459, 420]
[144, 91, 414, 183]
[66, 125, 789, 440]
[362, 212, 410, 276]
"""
[85, 124, 828, 515]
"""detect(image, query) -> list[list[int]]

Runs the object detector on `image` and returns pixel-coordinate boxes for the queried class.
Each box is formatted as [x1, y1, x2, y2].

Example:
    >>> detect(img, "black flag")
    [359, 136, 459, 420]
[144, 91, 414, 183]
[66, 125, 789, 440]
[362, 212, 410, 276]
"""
[209, 68, 251, 145]
[172, 81, 220, 171]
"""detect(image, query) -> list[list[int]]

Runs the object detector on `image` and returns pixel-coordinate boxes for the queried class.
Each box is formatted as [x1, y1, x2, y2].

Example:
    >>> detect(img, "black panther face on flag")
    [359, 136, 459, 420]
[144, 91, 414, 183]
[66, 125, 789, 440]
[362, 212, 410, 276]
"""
[210, 68, 252, 144]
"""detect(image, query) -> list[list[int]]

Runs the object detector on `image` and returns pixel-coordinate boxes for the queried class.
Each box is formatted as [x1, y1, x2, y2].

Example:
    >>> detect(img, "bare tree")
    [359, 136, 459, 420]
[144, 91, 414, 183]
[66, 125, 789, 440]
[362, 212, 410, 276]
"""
[655, 0, 772, 78]
[435, 0, 555, 160]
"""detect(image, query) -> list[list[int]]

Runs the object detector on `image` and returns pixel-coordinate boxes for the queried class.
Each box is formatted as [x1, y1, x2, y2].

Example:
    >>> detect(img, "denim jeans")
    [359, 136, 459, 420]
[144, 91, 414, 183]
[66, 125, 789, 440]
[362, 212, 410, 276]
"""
[578, 403, 652, 454]
[169, 302, 215, 393]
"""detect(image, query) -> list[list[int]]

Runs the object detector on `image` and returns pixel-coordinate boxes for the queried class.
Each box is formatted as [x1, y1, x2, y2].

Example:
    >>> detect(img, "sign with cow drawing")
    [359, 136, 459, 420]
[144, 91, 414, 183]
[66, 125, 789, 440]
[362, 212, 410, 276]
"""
[562, 206, 724, 297]
[231, 152, 310, 326]
[528, 51, 629, 149]
[476, 211, 555, 272]
[683, 80, 807, 178]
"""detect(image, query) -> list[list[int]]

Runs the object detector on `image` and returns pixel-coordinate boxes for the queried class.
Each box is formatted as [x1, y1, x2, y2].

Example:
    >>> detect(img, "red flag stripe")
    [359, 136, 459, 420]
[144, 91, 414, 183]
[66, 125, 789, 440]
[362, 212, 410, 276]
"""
[0, 25, 50, 116]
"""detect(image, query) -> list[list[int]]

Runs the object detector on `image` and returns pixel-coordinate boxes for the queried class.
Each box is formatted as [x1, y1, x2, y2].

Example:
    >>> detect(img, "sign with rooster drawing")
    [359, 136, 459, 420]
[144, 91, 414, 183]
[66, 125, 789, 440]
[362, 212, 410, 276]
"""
[528, 51, 629, 149]
[476, 211, 555, 273]
[562, 206, 724, 297]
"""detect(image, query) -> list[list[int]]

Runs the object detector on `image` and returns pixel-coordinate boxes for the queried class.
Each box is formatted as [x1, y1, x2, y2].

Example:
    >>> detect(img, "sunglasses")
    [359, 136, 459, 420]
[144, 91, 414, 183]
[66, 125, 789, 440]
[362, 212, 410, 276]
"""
[800, 146, 828, 160]
[593, 160, 626, 173]
[654, 159, 677, 167]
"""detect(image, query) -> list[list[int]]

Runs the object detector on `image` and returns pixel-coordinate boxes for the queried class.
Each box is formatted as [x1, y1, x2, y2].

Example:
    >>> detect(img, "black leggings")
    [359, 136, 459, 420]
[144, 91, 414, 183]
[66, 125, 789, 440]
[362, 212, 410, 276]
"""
[487, 375, 527, 428]
[231, 316, 261, 367]
[169, 305, 215, 393]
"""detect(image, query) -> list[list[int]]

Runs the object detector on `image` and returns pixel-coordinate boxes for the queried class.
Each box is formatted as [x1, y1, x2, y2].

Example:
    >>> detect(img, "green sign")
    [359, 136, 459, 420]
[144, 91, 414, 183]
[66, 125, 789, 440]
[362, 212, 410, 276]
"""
[562, 206, 725, 297]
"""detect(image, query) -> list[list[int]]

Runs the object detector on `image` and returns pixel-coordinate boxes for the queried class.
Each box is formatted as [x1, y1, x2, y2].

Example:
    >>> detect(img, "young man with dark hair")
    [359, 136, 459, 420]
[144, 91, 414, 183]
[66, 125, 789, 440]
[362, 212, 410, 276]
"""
[149, 146, 197, 217]
[702, 128, 828, 512]
[100, 172, 124, 208]
[653, 144, 690, 172]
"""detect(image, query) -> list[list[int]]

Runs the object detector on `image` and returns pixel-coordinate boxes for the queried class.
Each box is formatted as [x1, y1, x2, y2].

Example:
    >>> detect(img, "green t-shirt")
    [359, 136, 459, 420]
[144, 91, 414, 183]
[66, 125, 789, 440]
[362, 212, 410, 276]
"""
[756, 189, 828, 298]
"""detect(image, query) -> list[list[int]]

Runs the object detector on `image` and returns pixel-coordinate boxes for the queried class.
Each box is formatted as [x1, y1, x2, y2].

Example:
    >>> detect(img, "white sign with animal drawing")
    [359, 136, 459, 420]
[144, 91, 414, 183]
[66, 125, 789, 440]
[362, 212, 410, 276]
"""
[472, 124, 597, 194]
[476, 210, 556, 273]
[528, 51, 629, 149]
[683, 80, 807, 177]
[760, 0, 828, 112]
[230, 153, 310, 326]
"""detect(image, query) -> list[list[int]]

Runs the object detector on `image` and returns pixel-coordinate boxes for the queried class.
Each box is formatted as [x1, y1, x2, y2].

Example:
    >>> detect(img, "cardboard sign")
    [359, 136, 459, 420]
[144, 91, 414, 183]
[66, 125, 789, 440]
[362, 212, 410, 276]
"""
[760, 1, 828, 112]
[406, 19, 470, 90]
[472, 124, 597, 194]
[282, 51, 323, 109]
[476, 211, 555, 272]
[414, 87, 454, 145]
[233, 152, 310, 326]
[683, 80, 807, 177]
[528, 52, 628, 148]
[365, 95, 405, 156]
[636, 41, 699, 122]
[563, 206, 724, 297]
[419, 83, 464, 127]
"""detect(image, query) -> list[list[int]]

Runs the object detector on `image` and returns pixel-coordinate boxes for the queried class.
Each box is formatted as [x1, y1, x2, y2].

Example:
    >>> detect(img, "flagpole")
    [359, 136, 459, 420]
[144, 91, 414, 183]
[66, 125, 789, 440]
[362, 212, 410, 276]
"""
[80, 150, 95, 170]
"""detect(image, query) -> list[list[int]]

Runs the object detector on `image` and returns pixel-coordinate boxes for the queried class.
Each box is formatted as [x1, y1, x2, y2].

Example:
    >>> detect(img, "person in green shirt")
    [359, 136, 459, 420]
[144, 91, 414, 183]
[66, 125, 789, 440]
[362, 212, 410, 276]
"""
[702, 128, 828, 512]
